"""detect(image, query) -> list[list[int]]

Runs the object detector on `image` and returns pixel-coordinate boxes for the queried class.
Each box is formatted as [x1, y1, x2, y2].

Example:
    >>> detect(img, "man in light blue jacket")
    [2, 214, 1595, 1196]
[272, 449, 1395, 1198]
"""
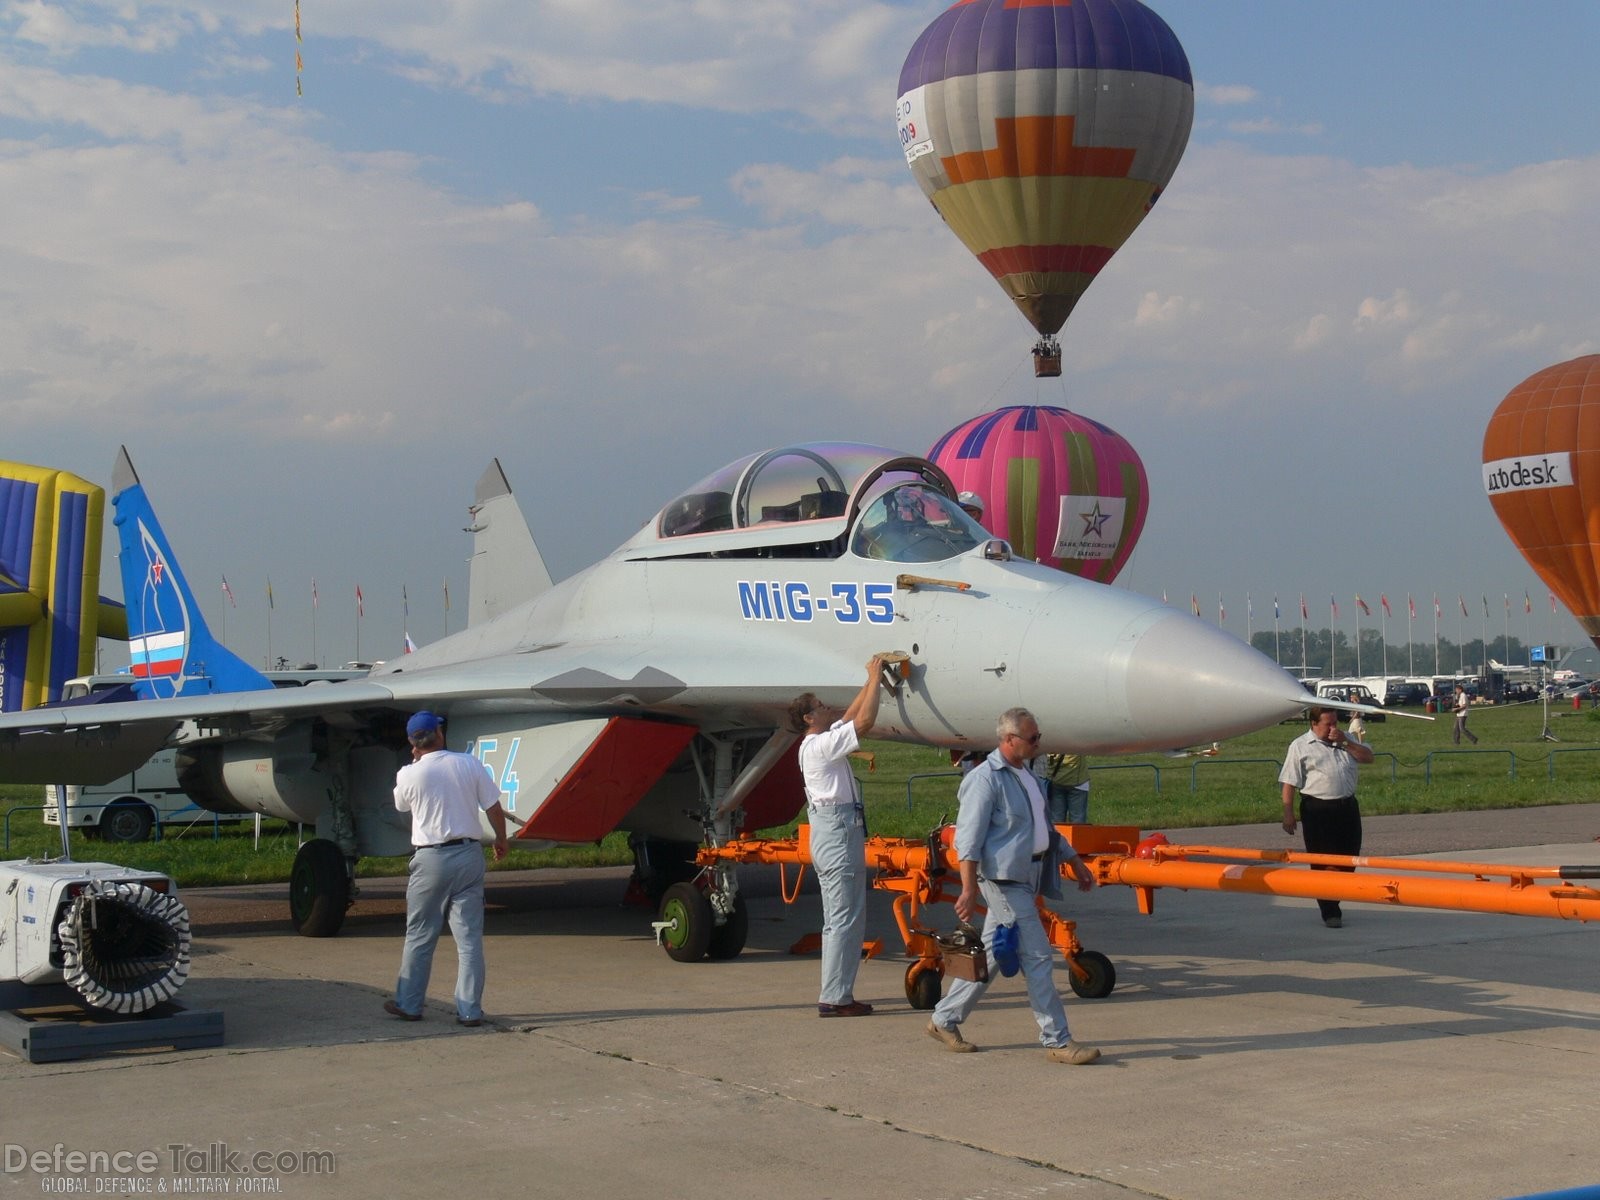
[926, 707, 1100, 1064]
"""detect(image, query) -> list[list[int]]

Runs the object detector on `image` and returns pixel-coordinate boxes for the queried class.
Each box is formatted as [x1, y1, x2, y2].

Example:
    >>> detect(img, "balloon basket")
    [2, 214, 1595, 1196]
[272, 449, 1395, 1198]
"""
[1031, 338, 1062, 378]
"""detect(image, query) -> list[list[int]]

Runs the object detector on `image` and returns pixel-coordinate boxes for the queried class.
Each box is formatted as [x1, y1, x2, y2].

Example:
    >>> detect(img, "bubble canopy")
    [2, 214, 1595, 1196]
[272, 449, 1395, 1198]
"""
[640, 442, 990, 563]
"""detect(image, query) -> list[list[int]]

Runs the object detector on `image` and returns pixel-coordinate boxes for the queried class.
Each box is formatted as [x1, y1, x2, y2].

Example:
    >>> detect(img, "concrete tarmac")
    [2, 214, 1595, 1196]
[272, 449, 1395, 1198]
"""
[3, 806, 1597, 1200]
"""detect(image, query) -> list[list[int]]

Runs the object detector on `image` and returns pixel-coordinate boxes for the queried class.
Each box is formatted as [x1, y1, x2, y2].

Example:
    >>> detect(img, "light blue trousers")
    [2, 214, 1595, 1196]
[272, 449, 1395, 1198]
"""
[395, 843, 487, 1021]
[808, 804, 867, 1006]
[931, 871, 1073, 1048]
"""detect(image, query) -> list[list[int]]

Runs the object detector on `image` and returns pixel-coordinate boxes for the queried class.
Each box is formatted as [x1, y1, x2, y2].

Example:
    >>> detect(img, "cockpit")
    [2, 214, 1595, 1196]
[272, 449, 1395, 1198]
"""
[636, 442, 996, 564]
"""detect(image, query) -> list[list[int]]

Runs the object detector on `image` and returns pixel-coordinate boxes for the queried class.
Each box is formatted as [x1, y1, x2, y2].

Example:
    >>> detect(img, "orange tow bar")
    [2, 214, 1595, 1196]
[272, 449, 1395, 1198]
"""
[693, 824, 1600, 1008]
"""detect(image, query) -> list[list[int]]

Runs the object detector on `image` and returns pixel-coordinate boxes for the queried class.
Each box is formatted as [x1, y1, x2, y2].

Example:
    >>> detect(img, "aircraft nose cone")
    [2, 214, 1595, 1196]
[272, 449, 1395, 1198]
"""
[1019, 586, 1308, 753]
[1122, 611, 1308, 748]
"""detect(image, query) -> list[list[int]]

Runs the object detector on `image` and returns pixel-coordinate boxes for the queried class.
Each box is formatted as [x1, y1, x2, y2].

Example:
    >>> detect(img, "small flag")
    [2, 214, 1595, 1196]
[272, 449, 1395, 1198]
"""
[221, 575, 236, 607]
[1434, 594, 1441, 619]
[1274, 595, 1280, 620]
[1459, 595, 1468, 618]
[1190, 593, 1199, 617]
[1218, 594, 1226, 623]
[403, 585, 409, 620]
[1161, 589, 1168, 605]
[404, 633, 417, 654]
[1408, 594, 1416, 620]
[1356, 595, 1370, 617]
[356, 585, 364, 618]
[1524, 590, 1532, 614]
[1482, 594, 1489, 618]
[1299, 594, 1308, 620]
[313, 578, 319, 609]
[1331, 595, 1339, 620]
[1503, 592, 1510, 614]
[1550, 592, 1558, 613]
[443, 580, 450, 611]
[1380, 594, 1391, 618]
[267, 578, 274, 610]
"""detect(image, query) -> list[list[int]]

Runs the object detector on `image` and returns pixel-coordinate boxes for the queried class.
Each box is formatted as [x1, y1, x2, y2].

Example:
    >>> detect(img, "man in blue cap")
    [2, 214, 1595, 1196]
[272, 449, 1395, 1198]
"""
[384, 710, 509, 1026]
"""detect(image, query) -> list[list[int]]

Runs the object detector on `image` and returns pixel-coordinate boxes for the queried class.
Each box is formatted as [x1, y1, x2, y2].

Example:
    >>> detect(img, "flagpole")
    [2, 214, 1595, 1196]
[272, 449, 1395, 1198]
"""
[1330, 598, 1337, 678]
[266, 578, 274, 670]
[1273, 596, 1281, 665]
[312, 578, 319, 669]
[1407, 595, 1415, 676]
[1354, 597, 1362, 677]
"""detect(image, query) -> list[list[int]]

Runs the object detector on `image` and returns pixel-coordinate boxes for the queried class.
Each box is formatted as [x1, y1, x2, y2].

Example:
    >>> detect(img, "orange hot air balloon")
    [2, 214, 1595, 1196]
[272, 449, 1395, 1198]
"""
[1482, 355, 1600, 646]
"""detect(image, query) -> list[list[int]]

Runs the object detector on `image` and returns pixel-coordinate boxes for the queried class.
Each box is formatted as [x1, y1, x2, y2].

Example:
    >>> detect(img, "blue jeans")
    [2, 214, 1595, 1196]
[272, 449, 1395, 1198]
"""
[931, 870, 1074, 1048]
[808, 804, 867, 1005]
[1047, 783, 1089, 825]
[395, 843, 487, 1020]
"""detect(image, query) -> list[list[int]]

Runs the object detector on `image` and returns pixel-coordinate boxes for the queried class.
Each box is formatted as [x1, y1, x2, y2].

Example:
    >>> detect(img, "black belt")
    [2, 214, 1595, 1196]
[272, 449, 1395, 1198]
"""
[419, 837, 472, 849]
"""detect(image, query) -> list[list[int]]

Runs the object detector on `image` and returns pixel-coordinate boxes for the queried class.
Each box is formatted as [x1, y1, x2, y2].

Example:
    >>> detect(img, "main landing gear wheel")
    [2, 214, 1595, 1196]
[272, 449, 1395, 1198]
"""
[904, 962, 943, 1010]
[1067, 949, 1116, 999]
[658, 882, 713, 962]
[706, 895, 749, 961]
[290, 838, 350, 938]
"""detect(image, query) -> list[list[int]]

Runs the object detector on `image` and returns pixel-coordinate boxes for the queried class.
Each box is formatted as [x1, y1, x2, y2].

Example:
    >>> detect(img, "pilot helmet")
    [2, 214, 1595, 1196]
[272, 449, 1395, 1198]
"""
[957, 491, 985, 517]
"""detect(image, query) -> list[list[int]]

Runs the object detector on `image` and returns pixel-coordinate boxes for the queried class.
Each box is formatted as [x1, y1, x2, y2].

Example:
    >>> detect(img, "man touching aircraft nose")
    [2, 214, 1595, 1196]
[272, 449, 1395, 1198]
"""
[789, 656, 886, 1018]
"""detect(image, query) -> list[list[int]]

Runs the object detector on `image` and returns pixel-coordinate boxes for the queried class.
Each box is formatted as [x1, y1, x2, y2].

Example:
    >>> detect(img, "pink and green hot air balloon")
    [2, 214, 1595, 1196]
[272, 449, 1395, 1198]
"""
[929, 405, 1148, 582]
[897, 0, 1193, 375]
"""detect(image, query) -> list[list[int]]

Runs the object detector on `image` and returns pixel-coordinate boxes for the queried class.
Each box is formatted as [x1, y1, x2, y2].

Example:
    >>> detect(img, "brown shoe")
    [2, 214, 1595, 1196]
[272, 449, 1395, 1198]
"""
[926, 1021, 976, 1053]
[383, 1000, 422, 1022]
[818, 1000, 873, 1017]
[1044, 1040, 1100, 1065]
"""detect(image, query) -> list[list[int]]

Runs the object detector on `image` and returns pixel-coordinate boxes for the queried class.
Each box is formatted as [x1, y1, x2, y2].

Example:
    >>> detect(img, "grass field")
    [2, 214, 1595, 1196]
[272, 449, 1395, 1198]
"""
[4, 697, 1597, 888]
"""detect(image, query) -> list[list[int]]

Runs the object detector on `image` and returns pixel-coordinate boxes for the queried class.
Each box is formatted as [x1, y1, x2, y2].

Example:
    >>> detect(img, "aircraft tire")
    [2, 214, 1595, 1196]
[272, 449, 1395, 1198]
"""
[904, 962, 943, 1010]
[705, 896, 749, 961]
[658, 882, 712, 962]
[290, 839, 349, 938]
[1067, 949, 1116, 999]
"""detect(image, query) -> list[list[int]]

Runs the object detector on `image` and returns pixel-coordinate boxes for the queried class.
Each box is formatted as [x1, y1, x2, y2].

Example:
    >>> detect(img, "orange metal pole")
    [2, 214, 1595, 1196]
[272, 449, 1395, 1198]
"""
[1090, 848, 1600, 923]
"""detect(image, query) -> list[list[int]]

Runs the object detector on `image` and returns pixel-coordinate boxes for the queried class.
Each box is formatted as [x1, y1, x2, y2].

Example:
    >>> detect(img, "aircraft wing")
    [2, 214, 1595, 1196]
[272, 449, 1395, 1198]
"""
[0, 626, 835, 787]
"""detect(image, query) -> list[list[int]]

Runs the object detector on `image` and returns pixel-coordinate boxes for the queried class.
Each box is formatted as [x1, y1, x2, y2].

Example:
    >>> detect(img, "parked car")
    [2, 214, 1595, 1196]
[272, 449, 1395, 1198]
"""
[1384, 682, 1430, 707]
[1314, 683, 1387, 721]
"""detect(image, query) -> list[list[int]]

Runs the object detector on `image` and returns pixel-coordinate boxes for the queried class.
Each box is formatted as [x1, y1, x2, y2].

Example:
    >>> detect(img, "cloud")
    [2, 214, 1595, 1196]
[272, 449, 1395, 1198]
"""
[1196, 82, 1258, 106]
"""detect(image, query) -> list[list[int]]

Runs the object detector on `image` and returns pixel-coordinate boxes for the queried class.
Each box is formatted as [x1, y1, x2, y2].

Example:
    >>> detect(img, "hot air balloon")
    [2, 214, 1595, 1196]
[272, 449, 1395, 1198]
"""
[1483, 355, 1600, 647]
[929, 405, 1148, 582]
[897, 0, 1193, 376]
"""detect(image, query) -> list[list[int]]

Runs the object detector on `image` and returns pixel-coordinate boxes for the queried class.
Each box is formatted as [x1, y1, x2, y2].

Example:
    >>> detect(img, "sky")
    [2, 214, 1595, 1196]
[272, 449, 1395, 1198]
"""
[3, 0, 1598, 674]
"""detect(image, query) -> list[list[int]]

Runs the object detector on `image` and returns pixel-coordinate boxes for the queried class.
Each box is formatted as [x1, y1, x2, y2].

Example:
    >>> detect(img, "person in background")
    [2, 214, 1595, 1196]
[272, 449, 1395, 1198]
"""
[1452, 684, 1479, 745]
[1279, 707, 1373, 929]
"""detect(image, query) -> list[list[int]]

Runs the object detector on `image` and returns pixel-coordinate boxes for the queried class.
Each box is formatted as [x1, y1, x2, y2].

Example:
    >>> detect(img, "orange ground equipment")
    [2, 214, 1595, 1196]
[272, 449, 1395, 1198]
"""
[676, 824, 1600, 1010]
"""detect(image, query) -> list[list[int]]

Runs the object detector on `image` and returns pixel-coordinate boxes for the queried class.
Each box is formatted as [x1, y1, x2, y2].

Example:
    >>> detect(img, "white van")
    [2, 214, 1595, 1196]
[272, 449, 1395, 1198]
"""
[42, 669, 366, 842]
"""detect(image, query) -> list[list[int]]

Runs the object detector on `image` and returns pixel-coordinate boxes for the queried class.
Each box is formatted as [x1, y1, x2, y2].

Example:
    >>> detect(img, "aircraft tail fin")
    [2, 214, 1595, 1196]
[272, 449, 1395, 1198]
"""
[111, 447, 273, 699]
[466, 459, 553, 628]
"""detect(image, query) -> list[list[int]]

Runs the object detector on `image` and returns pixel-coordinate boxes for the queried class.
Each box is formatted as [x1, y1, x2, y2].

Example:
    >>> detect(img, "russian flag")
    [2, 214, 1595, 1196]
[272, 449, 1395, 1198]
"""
[130, 630, 186, 677]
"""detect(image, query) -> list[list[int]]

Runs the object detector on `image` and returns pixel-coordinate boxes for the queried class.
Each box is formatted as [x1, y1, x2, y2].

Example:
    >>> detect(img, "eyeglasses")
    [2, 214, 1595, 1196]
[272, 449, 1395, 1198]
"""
[1007, 731, 1042, 745]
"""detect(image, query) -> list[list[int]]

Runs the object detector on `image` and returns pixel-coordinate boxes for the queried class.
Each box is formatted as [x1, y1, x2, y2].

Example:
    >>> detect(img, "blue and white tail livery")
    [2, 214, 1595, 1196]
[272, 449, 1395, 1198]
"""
[111, 447, 272, 700]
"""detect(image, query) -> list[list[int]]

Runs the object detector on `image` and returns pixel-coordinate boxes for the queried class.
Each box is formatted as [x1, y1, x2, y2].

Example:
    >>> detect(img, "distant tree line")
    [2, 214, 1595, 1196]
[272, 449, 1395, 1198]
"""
[1250, 628, 1537, 679]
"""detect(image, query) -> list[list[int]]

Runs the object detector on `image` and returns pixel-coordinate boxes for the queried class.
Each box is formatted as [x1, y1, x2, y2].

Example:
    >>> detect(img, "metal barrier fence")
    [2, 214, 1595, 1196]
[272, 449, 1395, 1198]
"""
[3, 802, 237, 852]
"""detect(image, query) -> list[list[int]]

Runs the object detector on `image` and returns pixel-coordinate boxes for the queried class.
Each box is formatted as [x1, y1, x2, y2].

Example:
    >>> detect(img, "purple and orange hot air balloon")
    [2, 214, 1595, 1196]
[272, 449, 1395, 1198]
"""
[929, 405, 1148, 582]
[897, 0, 1193, 375]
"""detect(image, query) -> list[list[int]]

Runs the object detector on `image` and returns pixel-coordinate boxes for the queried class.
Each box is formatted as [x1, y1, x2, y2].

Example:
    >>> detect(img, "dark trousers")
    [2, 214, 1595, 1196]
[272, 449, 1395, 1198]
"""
[1299, 794, 1361, 920]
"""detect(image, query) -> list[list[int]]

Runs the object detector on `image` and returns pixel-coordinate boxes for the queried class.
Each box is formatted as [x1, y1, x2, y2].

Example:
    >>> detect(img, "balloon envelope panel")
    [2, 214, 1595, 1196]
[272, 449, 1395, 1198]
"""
[897, 0, 1193, 337]
[929, 405, 1148, 582]
[1482, 355, 1600, 645]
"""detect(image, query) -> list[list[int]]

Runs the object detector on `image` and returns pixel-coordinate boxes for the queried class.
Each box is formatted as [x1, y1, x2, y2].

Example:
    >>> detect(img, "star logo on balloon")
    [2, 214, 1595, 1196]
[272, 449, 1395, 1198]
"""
[1079, 502, 1112, 540]
[151, 560, 164, 585]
